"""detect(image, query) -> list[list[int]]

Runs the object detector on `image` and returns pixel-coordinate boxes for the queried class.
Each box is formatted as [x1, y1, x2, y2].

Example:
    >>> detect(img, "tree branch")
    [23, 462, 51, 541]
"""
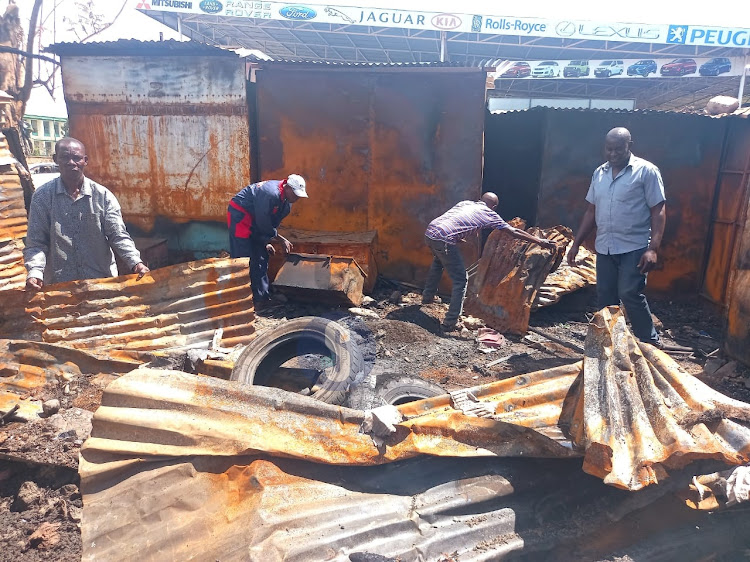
[80, 0, 128, 43]
[0, 45, 59, 65]
[19, 0, 44, 117]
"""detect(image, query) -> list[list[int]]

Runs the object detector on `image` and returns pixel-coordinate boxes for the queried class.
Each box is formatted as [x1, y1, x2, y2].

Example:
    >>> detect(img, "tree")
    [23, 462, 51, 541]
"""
[0, 0, 128, 129]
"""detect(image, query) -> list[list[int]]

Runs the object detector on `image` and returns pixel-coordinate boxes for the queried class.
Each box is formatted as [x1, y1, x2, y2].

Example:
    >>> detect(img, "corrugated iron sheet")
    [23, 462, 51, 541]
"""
[534, 244, 596, 309]
[79, 454, 750, 562]
[76, 307, 750, 560]
[0, 132, 27, 291]
[0, 258, 256, 352]
[464, 225, 565, 334]
[47, 39, 233, 57]
[0, 339, 139, 422]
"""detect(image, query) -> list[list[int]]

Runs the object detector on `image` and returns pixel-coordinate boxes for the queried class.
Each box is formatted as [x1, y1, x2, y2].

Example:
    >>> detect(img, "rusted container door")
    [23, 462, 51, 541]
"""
[62, 55, 250, 255]
[254, 66, 485, 284]
[706, 118, 750, 365]
[702, 119, 750, 305]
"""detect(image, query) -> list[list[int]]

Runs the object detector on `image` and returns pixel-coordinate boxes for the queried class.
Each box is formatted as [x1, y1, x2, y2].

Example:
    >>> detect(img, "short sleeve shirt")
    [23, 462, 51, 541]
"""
[585, 154, 666, 255]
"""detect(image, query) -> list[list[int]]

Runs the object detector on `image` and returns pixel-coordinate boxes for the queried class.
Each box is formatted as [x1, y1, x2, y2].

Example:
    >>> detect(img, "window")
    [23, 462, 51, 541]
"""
[43, 120, 51, 137]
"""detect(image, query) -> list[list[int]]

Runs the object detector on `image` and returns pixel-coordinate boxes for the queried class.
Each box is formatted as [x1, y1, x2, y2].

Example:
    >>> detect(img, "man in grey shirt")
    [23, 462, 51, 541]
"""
[24, 137, 149, 291]
[567, 127, 666, 344]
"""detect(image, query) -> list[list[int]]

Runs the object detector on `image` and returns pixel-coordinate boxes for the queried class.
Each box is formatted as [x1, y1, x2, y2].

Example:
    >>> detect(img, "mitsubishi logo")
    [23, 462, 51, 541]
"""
[137, 1, 151, 9]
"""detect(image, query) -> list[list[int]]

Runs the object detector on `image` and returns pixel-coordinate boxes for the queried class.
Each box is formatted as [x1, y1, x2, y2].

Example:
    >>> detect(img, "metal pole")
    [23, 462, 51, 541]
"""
[177, 15, 183, 41]
[440, 31, 446, 62]
[739, 56, 749, 108]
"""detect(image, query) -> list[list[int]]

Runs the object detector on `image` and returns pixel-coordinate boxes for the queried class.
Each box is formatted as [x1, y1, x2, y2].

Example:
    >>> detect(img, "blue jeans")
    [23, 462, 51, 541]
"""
[423, 236, 467, 326]
[596, 248, 658, 344]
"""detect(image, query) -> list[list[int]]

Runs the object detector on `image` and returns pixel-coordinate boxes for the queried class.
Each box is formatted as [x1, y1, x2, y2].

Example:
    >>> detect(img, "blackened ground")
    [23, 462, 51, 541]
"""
[254, 281, 749, 400]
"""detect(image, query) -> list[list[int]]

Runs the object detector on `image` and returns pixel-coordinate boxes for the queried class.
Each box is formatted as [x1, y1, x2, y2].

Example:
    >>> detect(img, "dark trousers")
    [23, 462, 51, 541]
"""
[596, 248, 658, 343]
[423, 236, 468, 325]
[228, 205, 271, 302]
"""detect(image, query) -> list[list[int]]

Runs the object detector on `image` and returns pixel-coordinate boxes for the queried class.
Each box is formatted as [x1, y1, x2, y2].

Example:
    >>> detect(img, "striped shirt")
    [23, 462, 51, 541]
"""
[425, 200, 510, 244]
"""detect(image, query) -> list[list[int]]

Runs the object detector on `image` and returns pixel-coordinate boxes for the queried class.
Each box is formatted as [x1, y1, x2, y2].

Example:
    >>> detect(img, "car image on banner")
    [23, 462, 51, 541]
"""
[627, 60, 657, 76]
[594, 60, 624, 78]
[490, 56, 745, 81]
[500, 62, 531, 78]
[660, 58, 697, 76]
[531, 61, 560, 78]
[563, 60, 590, 77]
[699, 57, 732, 76]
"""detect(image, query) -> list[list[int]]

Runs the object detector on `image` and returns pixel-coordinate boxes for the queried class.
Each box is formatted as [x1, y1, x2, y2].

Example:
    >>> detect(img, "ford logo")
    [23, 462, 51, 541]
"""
[431, 13, 461, 30]
[279, 5, 317, 20]
[199, 0, 223, 13]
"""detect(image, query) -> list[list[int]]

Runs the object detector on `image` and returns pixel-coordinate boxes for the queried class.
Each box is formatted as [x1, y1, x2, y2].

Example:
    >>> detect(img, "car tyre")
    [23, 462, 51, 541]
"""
[346, 372, 446, 410]
[231, 316, 364, 404]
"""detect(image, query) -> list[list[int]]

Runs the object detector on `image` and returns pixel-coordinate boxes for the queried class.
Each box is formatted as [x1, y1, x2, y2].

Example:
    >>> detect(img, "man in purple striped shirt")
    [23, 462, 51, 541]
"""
[423, 192, 556, 330]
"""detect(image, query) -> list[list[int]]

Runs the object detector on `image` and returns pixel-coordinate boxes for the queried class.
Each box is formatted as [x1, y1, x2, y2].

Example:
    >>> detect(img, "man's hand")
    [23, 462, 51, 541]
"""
[539, 239, 557, 251]
[25, 277, 43, 292]
[132, 263, 150, 280]
[638, 249, 658, 274]
[278, 236, 293, 254]
[567, 244, 580, 267]
[266, 243, 276, 256]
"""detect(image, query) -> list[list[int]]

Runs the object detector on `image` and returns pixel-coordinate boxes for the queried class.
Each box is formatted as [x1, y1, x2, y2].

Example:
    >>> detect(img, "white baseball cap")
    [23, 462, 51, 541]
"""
[286, 174, 308, 198]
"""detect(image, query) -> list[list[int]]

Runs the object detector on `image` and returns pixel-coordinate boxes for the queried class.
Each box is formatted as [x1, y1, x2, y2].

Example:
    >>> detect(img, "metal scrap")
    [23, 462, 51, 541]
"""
[0, 132, 28, 292]
[463, 223, 568, 334]
[273, 253, 366, 306]
[73, 307, 750, 559]
[0, 257, 256, 352]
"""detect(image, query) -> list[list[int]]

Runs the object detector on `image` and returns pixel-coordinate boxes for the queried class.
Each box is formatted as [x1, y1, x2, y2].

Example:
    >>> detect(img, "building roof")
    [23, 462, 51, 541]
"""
[45, 39, 236, 57]
[143, 11, 748, 65]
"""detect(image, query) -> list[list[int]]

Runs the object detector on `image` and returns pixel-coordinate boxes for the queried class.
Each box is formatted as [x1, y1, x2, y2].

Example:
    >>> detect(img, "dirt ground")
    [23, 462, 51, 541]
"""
[1, 280, 748, 561]
[253, 281, 749, 402]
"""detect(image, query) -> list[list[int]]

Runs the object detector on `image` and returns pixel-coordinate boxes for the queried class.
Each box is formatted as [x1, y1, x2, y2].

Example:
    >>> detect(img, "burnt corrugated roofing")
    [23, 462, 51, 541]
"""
[45, 39, 236, 57]
[75, 307, 750, 559]
[0, 257, 256, 352]
[0, 132, 28, 291]
[249, 54, 493, 69]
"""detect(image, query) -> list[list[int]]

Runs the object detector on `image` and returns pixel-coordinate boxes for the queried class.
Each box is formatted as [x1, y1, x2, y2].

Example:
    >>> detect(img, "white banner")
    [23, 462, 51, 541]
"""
[491, 57, 746, 80]
[134, 0, 750, 48]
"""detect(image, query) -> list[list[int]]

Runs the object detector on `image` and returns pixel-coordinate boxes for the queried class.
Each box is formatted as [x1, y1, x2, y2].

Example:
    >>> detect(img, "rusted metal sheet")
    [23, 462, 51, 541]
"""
[268, 228, 378, 293]
[573, 307, 750, 490]
[273, 253, 365, 306]
[702, 119, 750, 305]
[75, 307, 750, 560]
[78, 455, 750, 562]
[59, 54, 249, 254]
[0, 258, 255, 352]
[0, 339, 139, 422]
[464, 224, 565, 334]
[725, 193, 750, 365]
[256, 67, 485, 285]
[533, 231, 597, 310]
[0, 132, 27, 291]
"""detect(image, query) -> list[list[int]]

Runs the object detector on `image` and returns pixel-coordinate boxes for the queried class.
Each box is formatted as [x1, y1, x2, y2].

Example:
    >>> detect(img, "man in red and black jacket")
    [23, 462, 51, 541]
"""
[227, 174, 308, 305]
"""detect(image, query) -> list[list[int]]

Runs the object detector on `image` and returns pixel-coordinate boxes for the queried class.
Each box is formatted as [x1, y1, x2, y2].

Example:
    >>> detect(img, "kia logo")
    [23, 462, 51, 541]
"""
[556, 21, 576, 37]
[432, 13, 461, 30]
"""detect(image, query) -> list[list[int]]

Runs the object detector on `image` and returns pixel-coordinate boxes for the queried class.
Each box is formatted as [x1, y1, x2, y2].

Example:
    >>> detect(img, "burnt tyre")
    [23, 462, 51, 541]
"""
[230, 316, 364, 405]
[346, 373, 446, 410]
